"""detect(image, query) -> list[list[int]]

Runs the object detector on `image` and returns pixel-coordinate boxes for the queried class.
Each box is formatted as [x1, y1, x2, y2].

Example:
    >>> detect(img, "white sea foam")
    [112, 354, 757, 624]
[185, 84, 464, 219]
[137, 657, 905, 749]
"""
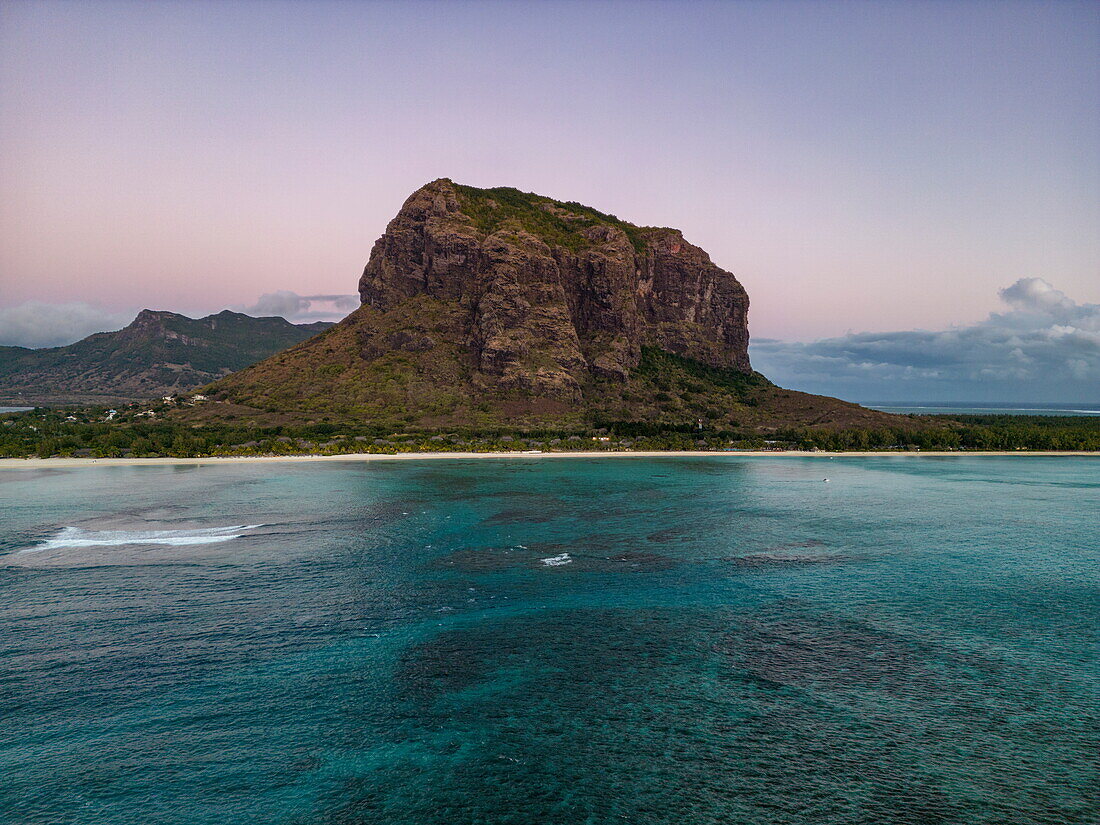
[24, 525, 262, 552]
[541, 553, 572, 566]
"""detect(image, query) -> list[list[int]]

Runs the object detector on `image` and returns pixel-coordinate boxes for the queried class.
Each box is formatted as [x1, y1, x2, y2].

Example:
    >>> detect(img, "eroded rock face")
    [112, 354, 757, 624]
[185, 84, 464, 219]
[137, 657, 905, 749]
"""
[358, 179, 750, 399]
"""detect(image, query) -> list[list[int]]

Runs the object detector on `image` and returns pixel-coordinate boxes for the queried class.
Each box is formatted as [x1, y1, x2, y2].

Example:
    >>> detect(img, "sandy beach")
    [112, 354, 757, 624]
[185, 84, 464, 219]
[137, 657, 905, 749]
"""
[0, 450, 1095, 469]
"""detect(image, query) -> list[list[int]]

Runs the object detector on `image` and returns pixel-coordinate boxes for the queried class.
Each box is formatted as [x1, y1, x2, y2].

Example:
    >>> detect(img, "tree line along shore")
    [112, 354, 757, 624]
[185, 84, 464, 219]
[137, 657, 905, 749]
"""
[2, 406, 1098, 459]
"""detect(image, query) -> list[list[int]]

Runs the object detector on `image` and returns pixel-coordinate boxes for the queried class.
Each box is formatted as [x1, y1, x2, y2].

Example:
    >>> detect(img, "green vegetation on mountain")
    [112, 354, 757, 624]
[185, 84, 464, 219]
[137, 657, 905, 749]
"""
[0, 310, 331, 406]
[452, 183, 658, 255]
[177, 310, 907, 434]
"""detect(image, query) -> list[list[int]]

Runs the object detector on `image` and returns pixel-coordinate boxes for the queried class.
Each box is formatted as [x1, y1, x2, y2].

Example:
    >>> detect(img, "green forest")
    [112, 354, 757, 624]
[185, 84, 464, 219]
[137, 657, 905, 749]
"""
[2, 406, 1098, 458]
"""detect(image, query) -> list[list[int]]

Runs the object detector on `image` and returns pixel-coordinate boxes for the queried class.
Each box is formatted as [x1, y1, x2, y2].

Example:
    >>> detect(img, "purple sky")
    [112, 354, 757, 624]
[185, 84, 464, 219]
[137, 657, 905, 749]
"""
[1, 0, 1097, 400]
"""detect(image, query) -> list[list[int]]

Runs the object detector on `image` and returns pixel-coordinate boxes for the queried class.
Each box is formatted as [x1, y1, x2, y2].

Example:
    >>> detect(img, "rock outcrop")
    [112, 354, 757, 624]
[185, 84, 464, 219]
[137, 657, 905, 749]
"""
[201, 180, 906, 432]
[357, 179, 750, 399]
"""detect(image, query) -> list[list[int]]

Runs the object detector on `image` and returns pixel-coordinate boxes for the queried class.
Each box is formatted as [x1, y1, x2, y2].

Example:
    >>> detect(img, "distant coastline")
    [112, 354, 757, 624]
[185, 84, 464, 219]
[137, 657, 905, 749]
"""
[2, 450, 1096, 469]
[865, 403, 1100, 416]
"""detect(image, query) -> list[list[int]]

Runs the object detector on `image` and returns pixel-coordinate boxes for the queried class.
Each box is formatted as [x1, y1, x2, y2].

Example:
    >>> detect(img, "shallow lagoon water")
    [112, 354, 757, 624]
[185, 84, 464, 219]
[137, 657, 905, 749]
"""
[1, 457, 1097, 824]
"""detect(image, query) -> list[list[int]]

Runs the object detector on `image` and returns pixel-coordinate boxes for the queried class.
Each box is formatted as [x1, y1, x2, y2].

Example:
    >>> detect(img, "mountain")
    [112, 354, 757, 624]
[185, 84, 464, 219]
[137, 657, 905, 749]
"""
[192, 179, 910, 432]
[0, 310, 332, 406]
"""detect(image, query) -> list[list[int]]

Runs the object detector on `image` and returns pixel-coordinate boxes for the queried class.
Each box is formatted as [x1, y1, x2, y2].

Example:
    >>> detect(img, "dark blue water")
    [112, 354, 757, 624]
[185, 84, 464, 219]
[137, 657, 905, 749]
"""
[864, 403, 1100, 416]
[1, 457, 1097, 824]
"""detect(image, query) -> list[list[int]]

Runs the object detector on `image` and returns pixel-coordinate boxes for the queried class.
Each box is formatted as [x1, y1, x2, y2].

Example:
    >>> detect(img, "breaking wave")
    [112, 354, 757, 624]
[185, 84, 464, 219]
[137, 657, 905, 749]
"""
[23, 525, 262, 552]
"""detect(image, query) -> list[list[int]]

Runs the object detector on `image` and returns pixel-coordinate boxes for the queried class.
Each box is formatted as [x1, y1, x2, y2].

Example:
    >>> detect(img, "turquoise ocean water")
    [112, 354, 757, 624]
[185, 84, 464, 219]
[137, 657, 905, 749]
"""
[1, 457, 1097, 824]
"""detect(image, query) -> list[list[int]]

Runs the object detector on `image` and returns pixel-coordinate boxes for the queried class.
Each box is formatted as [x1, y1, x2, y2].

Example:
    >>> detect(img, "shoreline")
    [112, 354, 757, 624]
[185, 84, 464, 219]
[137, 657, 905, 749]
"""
[0, 450, 1096, 469]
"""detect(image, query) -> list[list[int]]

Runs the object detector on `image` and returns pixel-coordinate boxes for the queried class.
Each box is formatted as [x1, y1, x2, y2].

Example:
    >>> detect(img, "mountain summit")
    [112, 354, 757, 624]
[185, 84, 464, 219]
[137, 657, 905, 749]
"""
[0, 310, 331, 406]
[201, 180, 899, 431]
[359, 178, 751, 390]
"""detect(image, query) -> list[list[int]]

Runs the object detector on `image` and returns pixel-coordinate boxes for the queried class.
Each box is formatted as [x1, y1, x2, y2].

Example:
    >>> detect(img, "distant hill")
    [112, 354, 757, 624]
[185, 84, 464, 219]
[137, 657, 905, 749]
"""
[0, 310, 332, 406]
[187, 179, 915, 434]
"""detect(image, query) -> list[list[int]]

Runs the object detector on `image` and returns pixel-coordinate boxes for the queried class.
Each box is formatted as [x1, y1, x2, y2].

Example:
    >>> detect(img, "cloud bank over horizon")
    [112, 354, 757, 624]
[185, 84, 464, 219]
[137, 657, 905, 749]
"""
[241, 291, 359, 322]
[0, 302, 135, 349]
[749, 278, 1100, 404]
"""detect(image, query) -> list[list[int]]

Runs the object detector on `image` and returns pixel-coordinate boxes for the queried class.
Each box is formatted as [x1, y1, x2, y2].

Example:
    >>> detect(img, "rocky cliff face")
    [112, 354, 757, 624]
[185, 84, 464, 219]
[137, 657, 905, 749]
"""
[357, 179, 750, 399]
[202, 180, 903, 432]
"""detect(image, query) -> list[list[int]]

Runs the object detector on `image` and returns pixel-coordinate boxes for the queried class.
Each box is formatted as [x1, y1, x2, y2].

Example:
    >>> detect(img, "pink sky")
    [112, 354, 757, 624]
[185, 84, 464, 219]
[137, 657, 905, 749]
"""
[1, 0, 1097, 343]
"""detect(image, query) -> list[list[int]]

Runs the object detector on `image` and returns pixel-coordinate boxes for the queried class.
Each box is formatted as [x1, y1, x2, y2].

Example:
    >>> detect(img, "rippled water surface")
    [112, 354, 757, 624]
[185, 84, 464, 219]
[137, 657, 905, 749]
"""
[1, 457, 1097, 824]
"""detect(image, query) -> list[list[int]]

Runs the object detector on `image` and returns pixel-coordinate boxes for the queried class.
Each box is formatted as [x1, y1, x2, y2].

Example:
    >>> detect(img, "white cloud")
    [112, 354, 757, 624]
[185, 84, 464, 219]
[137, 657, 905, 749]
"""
[750, 278, 1100, 403]
[244, 291, 359, 321]
[0, 302, 134, 348]
[998, 277, 1076, 315]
